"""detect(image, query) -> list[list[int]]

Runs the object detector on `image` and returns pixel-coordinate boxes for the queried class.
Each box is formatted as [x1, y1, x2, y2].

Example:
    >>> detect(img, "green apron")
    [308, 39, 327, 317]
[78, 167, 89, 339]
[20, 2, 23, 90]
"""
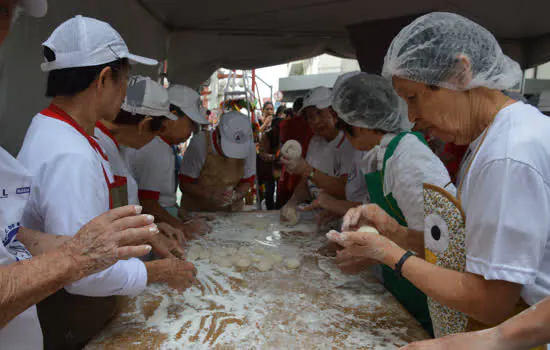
[364, 132, 434, 336]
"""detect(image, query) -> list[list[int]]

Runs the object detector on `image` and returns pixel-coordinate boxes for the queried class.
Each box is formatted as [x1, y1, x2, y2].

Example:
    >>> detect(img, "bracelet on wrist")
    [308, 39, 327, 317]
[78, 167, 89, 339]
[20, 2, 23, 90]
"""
[394, 251, 415, 278]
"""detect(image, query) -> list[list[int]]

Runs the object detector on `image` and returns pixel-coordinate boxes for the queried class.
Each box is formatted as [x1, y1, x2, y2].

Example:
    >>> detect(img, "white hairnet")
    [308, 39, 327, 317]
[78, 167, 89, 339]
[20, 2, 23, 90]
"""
[382, 12, 522, 91]
[332, 73, 412, 133]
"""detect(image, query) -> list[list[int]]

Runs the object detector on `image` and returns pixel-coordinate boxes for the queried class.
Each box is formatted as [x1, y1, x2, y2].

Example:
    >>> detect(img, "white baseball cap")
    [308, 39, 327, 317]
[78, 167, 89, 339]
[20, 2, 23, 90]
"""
[121, 75, 176, 120]
[218, 111, 253, 159]
[168, 85, 209, 125]
[41, 15, 158, 72]
[21, 0, 47, 18]
[300, 86, 332, 112]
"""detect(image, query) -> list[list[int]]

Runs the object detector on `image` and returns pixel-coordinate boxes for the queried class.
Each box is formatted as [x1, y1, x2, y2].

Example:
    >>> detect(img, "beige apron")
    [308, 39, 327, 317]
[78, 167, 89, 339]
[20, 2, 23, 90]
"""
[423, 123, 544, 348]
[180, 131, 245, 212]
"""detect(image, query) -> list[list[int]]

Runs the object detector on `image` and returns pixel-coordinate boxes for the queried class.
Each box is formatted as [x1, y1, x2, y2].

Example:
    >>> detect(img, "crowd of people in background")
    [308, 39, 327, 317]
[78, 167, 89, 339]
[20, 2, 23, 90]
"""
[1, 1, 550, 350]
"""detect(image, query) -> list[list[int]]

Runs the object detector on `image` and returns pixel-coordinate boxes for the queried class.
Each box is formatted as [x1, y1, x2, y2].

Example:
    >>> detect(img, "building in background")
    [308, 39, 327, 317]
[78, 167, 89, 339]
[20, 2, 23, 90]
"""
[279, 54, 360, 103]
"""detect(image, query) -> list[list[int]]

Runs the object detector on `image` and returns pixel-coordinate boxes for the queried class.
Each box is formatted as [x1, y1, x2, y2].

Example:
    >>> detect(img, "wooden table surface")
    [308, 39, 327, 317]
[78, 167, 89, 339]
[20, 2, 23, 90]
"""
[86, 211, 429, 349]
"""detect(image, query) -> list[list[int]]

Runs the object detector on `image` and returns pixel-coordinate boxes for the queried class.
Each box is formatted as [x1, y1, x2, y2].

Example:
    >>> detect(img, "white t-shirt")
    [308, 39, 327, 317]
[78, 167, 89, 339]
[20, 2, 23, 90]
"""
[345, 151, 369, 203]
[461, 102, 550, 306]
[359, 133, 452, 231]
[0, 147, 43, 349]
[179, 130, 256, 183]
[18, 110, 147, 297]
[128, 136, 178, 208]
[94, 124, 139, 205]
[306, 132, 355, 178]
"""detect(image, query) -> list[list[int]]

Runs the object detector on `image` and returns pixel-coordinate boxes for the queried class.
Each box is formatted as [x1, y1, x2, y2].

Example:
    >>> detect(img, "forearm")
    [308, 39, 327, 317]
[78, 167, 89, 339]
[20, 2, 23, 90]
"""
[382, 247, 520, 325]
[0, 248, 80, 327]
[387, 226, 424, 257]
[310, 169, 346, 199]
[17, 227, 71, 255]
[180, 182, 206, 199]
[141, 199, 185, 230]
[288, 178, 311, 206]
[145, 260, 169, 284]
[498, 296, 550, 350]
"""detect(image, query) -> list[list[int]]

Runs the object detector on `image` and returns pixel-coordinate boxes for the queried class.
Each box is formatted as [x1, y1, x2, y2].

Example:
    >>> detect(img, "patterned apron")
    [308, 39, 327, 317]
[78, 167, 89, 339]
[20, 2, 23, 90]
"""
[180, 130, 245, 212]
[364, 132, 433, 336]
[423, 125, 545, 348]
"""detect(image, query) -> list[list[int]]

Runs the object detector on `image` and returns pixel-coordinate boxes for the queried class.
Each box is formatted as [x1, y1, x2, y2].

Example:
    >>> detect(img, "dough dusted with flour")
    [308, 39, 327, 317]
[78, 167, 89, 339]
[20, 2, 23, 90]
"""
[257, 259, 273, 272]
[285, 258, 301, 269]
[270, 254, 283, 264]
[281, 140, 302, 159]
[358, 226, 380, 235]
[236, 258, 252, 268]
[281, 206, 299, 226]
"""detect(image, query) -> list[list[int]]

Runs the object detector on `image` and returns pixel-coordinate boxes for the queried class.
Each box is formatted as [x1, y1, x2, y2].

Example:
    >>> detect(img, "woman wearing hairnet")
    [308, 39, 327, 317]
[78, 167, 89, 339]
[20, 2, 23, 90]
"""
[331, 73, 452, 336]
[328, 12, 550, 345]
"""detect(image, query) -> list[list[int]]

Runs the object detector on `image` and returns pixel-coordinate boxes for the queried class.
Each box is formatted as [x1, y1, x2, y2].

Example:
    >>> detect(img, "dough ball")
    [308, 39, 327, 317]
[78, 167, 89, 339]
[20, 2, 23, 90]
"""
[257, 259, 273, 272]
[358, 226, 380, 235]
[253, 247, 266, 255]
[270, 254, 283, 264]
[285, 258, 301, 270]
[251, 255, 262, 263]
[236, 258, 252, 268]
[218, 259, 233, 268]
[281, 206, 299, 227]
[238, 246, 251, 255]
[226, 247, 238, 255]
[281, 140, 302, 160]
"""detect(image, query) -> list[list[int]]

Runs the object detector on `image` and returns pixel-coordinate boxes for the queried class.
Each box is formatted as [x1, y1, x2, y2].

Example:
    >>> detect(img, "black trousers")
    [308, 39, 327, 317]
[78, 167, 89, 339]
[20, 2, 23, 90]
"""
[37, 289, 117, 350]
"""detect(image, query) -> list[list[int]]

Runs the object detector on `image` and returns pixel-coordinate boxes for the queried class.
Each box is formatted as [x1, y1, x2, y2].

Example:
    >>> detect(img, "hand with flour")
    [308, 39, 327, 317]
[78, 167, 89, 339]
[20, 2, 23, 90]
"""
[327, 226, 401, 269]
[146, 258, 197, 291]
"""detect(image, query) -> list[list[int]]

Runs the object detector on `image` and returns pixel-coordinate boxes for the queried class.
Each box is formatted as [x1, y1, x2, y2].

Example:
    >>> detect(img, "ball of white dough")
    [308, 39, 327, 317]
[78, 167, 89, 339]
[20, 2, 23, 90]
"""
[270, 254, 283, 264]
[236, 258, 252, 268]
[281, 206, 299, 226]
[218, 259, 233, 268]
[281, 140, 302, 160]
[285, 258, 300, 270]
[358, 226, 380, 235]
[257, 259, 273, 272]
[253, 247, 266, 255]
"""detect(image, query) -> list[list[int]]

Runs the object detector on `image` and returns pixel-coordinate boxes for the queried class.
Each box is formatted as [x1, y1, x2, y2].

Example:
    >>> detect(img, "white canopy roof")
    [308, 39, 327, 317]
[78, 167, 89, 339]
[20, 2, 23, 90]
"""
[0, 0, 549, 153]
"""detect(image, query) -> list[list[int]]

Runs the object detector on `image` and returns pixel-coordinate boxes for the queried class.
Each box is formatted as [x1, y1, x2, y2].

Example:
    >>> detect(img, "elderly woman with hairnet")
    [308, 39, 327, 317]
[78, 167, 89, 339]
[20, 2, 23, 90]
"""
[330, 73, 452, 336]
[327, 12, 550, 345]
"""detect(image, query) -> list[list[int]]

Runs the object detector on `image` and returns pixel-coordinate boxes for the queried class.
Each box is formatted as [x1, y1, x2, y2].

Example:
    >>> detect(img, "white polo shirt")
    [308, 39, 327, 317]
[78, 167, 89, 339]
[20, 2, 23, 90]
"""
[0, 147, 43, 349]
[345, 151, 369, 203]
[17, 106, 147, 297]
[127, 136, 178, 208]
[179, 130, 256, 184]
[306, 131, 355, 178]
[94, 123, 139, 205]
[461, 101, 550, 306]
[359, 133, 452, 231]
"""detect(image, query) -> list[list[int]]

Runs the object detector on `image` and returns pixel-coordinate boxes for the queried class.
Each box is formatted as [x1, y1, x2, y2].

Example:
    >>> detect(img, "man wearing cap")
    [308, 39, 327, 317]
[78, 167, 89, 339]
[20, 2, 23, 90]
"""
[280, 86, 355, 223]
[17, 16, 196, 349]
[179, 111, 257, 212]
[0, 3, 162, 350]
[128, 84, 212, 238]
[95, 75, 187, 258]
